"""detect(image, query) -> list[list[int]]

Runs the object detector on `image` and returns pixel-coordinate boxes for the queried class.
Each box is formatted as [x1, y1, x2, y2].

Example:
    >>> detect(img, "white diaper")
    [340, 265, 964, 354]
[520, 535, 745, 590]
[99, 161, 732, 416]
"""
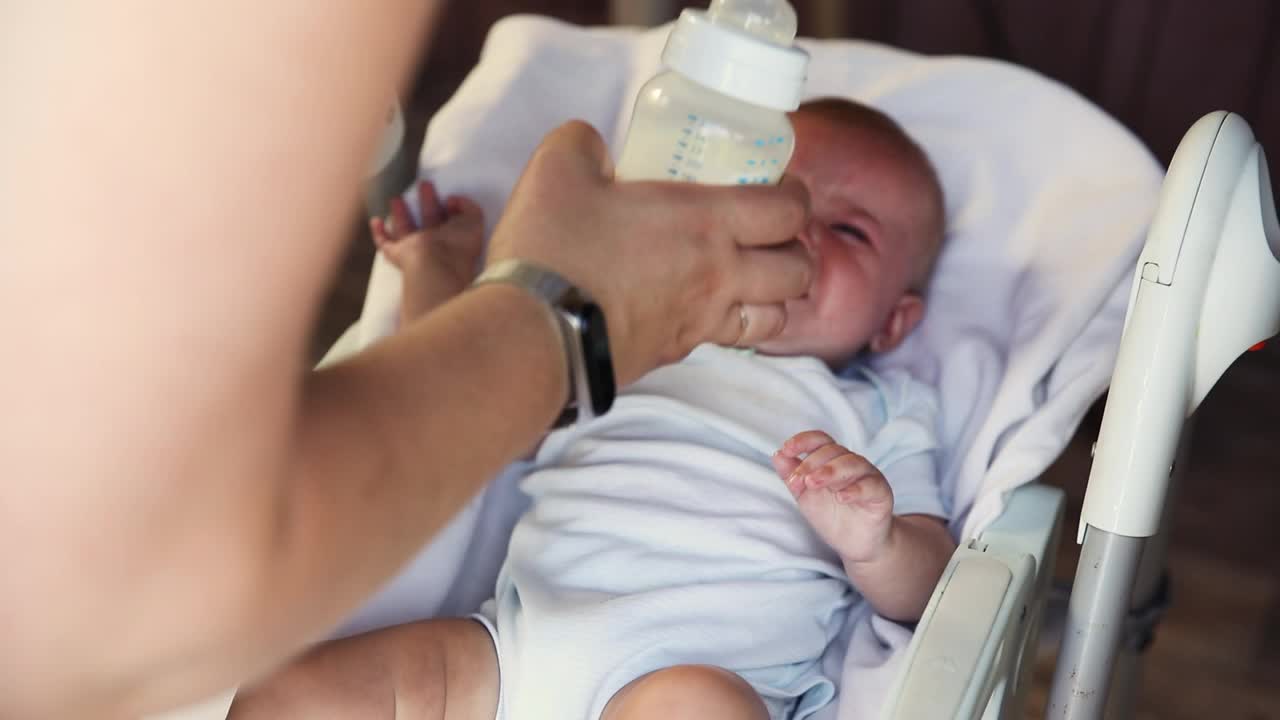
[472, 576, 834, 720]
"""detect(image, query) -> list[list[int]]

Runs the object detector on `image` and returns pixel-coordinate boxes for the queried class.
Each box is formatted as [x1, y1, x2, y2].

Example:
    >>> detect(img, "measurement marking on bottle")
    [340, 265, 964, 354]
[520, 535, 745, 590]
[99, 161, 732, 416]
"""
[665, 114, 722, 182]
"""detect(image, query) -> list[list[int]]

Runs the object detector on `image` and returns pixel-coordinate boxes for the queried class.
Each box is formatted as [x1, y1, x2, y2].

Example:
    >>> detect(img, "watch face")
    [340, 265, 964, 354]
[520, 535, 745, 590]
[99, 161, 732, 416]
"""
[580, 303, 616, 416]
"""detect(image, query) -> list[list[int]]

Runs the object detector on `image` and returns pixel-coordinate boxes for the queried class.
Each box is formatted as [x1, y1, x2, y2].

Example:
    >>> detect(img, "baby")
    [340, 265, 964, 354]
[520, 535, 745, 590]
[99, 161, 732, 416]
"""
[231, 98, 954, 720]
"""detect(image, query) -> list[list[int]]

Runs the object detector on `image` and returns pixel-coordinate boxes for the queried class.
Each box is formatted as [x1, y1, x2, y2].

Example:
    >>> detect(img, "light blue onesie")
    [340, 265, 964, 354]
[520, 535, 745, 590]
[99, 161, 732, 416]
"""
[474, 344, 946, 720]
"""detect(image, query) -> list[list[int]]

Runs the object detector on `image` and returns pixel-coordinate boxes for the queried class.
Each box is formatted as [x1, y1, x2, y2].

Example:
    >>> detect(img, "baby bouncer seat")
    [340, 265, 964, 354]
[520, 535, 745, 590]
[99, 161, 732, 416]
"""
[158, 13, 1280, 720]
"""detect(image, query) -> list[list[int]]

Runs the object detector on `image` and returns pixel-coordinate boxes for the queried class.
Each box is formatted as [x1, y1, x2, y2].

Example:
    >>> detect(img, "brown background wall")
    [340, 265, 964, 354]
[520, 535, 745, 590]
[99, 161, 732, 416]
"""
[801, 1, 1279, 174]
[410, 0, 1280, 192]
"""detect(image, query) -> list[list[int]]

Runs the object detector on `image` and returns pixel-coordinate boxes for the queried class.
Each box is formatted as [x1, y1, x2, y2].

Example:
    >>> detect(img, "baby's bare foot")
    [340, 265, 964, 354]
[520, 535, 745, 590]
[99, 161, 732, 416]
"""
[372, 181, 484, 324]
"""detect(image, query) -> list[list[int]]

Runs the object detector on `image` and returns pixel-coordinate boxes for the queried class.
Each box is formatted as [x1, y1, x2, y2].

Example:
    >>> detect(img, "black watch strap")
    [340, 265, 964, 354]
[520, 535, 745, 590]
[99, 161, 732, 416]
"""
[471, 260, 616, 427]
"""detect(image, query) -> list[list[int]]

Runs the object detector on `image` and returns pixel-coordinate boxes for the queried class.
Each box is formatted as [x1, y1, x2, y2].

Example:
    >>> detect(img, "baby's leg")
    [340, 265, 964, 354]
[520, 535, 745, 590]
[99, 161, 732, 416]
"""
[228, 618, 497, 720]
[601, 665, 769, 720]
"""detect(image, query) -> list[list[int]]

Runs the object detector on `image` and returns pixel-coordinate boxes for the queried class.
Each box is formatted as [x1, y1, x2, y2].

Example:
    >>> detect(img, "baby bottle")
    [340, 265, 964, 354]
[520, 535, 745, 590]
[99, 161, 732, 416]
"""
[615, 0, 809, 185]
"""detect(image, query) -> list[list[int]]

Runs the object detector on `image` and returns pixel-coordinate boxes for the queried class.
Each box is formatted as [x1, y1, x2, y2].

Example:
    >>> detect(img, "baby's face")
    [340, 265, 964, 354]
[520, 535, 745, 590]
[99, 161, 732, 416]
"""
[753, 113, 936, 367]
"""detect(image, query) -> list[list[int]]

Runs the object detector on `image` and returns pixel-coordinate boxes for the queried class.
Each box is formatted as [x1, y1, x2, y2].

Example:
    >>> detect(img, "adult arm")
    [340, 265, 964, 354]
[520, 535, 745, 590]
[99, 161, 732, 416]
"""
[1, 1, 443, 716]
[0, 6, 812, 717]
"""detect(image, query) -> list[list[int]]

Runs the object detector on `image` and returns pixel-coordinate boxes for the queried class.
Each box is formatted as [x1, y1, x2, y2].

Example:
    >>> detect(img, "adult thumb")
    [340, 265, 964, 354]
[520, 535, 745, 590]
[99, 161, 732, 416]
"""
[533, 120, 615, 182]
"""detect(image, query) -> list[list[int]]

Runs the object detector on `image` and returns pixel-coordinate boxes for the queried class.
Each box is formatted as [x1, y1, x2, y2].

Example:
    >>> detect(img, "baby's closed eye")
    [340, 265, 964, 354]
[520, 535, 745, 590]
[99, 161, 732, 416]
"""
[831, 222, 870, 243]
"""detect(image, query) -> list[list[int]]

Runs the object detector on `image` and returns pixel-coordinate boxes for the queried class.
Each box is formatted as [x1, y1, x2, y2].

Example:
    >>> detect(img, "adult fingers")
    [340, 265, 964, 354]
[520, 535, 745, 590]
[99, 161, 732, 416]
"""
[487, 120, 612, 271]
[732, 242, 813, 306]
[528, 120, 614, 184]
[736, 303, 787, 346]
[710, 175, 810, 249]
[711, 302, 750, 348]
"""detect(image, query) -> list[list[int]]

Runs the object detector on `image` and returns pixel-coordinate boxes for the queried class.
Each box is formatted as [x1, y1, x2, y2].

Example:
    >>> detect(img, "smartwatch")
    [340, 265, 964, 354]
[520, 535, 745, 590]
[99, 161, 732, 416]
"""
[472, 259, 616, 427]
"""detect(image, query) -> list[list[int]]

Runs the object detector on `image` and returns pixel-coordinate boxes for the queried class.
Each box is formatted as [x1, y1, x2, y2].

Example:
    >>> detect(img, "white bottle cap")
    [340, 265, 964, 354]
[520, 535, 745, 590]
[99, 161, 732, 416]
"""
[707, 0, 797, 45]
[661, 9, 809, 111]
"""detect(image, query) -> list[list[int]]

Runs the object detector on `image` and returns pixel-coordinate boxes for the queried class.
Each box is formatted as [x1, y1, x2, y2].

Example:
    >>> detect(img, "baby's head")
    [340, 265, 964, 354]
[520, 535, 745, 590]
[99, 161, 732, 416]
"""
[754, 98, 945, 368]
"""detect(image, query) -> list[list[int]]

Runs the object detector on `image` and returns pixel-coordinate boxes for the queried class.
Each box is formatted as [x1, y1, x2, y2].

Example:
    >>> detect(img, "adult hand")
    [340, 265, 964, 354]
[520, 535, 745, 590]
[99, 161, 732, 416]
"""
[486, 121, 813, 385]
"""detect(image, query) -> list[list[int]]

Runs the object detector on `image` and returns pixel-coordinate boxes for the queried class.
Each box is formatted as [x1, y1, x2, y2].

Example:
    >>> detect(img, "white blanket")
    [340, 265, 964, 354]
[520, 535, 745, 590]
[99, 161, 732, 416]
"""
[342, 15, 1163, 718]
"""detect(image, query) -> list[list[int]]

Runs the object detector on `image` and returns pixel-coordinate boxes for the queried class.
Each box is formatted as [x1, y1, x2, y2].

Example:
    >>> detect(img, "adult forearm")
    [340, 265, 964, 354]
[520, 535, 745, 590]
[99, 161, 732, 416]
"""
[843, 515, 956, 622]
[166, 287, 566, 711]
[271, 285, 566, 642]
[5, 287, 564, 720]
[1, 1, 448, 715]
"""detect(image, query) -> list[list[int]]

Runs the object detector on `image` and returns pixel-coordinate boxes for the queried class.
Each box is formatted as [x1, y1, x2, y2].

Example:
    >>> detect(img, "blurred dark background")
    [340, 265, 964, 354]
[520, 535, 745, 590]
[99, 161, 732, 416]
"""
[313, 2, 1280, 718]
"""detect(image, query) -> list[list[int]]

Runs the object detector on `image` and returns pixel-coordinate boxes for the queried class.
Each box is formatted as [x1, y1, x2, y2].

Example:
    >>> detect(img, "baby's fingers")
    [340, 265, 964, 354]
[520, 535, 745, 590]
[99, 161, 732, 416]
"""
[803, 446, 880, 490]
[445, 195, 483, 219]
[794, 443, 849, 489]
[809, 453, 876, 493]
[418, 180, 445, 227]
[389, 194, 417, 237]
[443, 197, 485, 240]
[770, 450, 802, 482]
[775, 444, 842, 497]
[835, 473, 893, 508]
[777, 430, 838, 459]
[370, 216, 391, 248]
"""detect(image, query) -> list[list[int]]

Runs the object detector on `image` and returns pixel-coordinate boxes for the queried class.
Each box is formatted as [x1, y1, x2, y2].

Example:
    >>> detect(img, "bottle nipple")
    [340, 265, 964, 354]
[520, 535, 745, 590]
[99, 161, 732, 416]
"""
[706, 0, 797, 46]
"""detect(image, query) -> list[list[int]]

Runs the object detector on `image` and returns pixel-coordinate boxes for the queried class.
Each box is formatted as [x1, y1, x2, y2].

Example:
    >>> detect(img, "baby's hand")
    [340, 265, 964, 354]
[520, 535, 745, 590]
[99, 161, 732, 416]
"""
[372, 180, 484, 323]
[772, 430, 895, 564]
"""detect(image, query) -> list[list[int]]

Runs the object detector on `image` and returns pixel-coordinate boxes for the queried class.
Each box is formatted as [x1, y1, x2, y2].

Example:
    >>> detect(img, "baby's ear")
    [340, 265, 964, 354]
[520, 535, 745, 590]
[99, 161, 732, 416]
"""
[869, 293, 925, 354]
